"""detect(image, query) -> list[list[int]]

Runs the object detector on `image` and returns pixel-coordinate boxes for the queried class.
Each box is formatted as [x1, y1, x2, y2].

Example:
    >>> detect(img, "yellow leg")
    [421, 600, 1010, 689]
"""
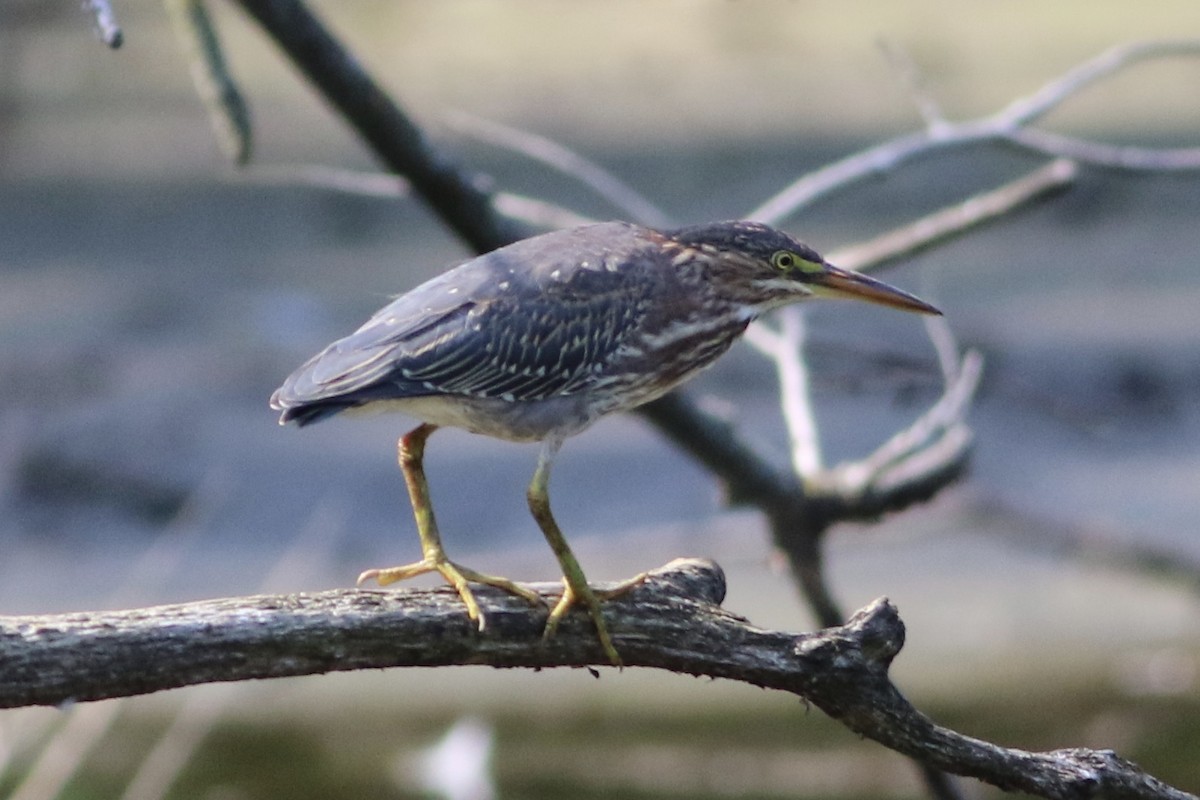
[527, 441, 643, 667]
[357, 423, 543, 630]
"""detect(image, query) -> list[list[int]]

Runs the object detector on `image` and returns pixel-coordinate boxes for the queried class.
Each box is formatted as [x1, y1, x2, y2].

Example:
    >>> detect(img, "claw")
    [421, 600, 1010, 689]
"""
[543, 572, 646, 668]
[358, 557, 544, 631]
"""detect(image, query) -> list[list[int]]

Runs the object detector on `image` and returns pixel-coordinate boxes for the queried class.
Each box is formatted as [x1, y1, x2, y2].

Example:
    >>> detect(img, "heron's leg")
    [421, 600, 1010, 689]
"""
[358, 423, 543, 630]
[527, 441, 642, 668]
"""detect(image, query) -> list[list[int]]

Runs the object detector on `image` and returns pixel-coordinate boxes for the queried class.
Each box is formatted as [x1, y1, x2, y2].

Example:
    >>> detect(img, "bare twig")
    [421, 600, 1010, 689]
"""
[167, 0, 253, 164]
[817, 348, 982, 509]
[878, 40, 946, 129]
[925, 313, 964, 384]
[742, 171, 1018, 800]
[233, 0, 525, 253]
[0, 560, 1191, 800]
[829, 159, 1078, 272]
[83, 0, 123, 48]
[231, 164, 594, 229]
[489, 193, 596, 230]
[1007, 127, 1200, 170]
[444, 111, 672, 228]
[234, 163, 410, 196]
[749, 39, 1200, 225]
[1000, 39, 1200, 129]
[746, 159, 1069, 516]
[743, 312, 823, 475]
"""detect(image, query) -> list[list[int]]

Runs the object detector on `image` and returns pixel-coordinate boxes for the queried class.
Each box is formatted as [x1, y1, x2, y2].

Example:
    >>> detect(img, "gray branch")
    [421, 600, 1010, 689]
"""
[0, 559, 1189, 800]
[749, 39, 1200, 225]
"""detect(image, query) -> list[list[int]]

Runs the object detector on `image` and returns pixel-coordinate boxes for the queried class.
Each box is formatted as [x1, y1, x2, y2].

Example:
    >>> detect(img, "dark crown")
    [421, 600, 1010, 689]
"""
[667, 220, 824, 264]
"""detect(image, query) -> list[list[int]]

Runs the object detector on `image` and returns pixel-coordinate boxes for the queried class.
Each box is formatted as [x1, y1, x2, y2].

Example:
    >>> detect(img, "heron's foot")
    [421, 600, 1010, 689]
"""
[357, 558, 544, 631]
[544, 572, 647, 668]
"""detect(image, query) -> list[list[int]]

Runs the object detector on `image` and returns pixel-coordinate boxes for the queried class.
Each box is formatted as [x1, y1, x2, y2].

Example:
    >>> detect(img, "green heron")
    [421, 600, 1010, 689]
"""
[271, 220, 939, 666]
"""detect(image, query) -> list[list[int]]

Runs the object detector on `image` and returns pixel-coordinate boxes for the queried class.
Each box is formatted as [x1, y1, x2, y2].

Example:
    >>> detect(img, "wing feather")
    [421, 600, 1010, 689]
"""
[271, 222, 663, 421]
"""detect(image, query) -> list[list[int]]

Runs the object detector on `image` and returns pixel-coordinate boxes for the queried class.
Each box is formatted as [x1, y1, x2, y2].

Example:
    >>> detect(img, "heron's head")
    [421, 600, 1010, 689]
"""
[667, 220, 941, 316]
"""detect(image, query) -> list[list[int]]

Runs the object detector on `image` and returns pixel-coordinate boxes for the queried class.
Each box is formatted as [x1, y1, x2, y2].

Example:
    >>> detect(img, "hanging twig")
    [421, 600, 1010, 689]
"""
[83, 0, 123, 49]
[166, 0, 253, 164]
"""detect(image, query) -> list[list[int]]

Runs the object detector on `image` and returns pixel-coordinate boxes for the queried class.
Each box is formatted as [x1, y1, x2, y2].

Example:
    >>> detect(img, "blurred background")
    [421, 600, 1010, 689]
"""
[1, 2, 1198, 798]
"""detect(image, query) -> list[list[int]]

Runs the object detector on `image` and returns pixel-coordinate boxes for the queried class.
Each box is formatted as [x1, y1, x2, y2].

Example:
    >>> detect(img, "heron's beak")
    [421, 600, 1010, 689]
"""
[808, 262, 941, 315]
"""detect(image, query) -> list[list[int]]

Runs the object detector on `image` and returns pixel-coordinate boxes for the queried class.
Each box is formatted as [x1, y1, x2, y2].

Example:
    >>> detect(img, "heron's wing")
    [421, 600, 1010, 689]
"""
[395, 267, 650, 402]
[272, 225, 658, 411]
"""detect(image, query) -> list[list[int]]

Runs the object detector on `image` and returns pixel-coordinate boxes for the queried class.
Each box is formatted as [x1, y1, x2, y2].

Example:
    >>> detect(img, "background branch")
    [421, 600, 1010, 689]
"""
[443, 110, 672, 228]
[748, 39, 1200, 226]
[167, 0, 253, 165]
[734, 159, 1069, 519]
[83, 0, 123, 49]
[829, 158, 1078, 272]
[234, 0, 525, 253]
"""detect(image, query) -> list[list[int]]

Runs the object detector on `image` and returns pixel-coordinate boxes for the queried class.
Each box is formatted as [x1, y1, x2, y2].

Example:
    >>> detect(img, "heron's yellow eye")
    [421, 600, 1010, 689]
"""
[770, 251, 796, 271]
[771, 250, 823, 274]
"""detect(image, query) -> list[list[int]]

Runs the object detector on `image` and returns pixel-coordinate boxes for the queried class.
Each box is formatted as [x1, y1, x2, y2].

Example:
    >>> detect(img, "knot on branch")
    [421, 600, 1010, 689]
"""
[641, 557, 727, 606]
[845, 596, 906, 665]
[793, 597, 905, 676]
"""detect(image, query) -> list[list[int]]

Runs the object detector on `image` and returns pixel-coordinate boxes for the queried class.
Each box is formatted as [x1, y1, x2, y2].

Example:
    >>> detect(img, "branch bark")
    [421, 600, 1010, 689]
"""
[0, 559, 1191, 800]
